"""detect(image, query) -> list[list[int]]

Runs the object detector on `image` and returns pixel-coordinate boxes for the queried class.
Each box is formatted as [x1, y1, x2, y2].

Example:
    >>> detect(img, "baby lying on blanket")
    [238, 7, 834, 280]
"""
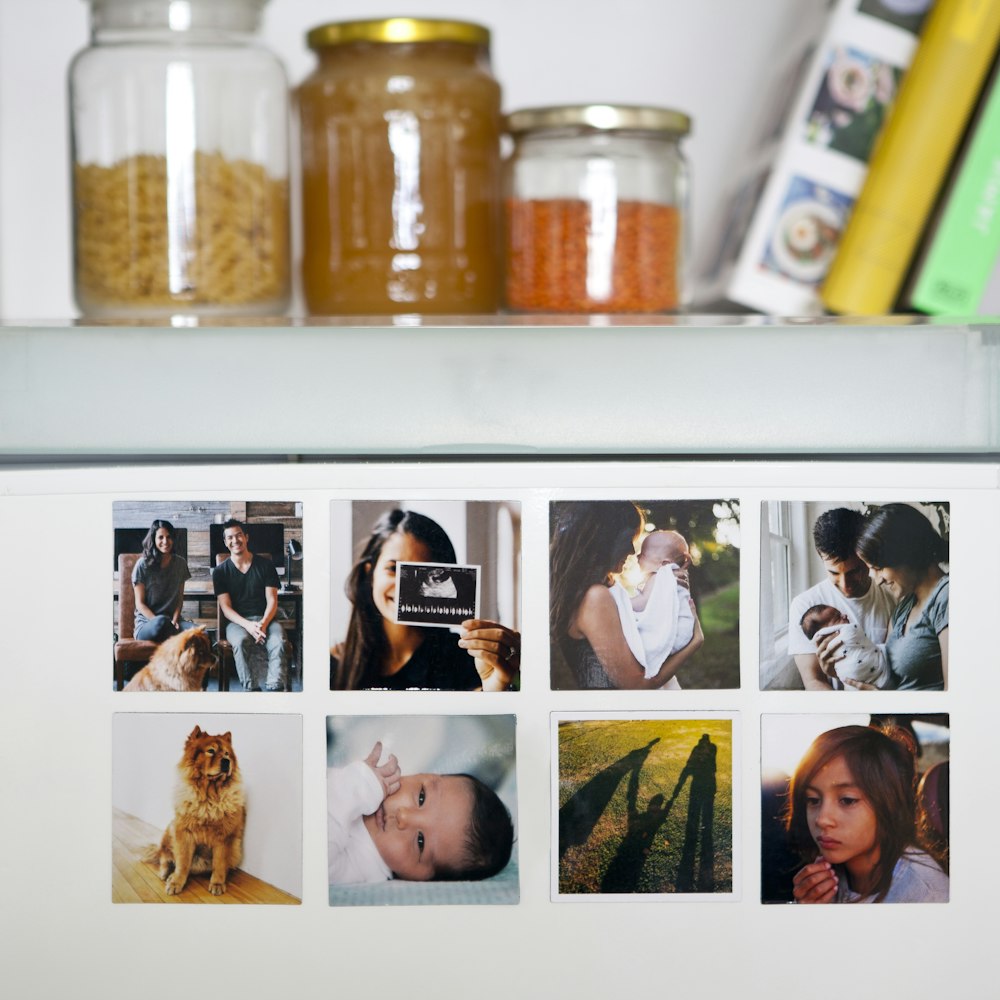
[327, 741, 514, 885]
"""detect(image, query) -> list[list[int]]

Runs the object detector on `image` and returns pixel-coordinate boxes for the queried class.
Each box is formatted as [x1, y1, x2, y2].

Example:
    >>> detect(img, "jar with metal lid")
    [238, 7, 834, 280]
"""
[298, 17, 502, 315]
[504, 104, 691, 313]
[68, 0, 290, 318]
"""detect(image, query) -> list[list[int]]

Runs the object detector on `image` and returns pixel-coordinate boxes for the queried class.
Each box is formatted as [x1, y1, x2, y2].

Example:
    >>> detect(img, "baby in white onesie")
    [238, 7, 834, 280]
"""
[327, 741, 514, 885]
[799, 604, 890, 687]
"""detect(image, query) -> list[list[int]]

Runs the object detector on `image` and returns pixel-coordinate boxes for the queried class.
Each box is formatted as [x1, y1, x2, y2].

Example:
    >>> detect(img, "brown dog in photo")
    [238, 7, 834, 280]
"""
[124, 628, 216, 691]
[145, 726, 246, 896]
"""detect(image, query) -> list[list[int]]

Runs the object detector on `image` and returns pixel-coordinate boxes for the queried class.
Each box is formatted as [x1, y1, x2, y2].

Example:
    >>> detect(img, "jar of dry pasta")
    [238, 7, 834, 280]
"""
[298, 17, 502, 315]
[69, 0, 290, 318]
[504, 104, 691, 313]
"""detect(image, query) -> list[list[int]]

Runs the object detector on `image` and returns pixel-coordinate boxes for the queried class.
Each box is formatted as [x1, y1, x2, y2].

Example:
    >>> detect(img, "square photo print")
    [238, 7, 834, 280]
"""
[760, 501, 949, 690]
[112, 713, 302, 904]
[549, 499, 740, 690]
[326, 714, 518, 906]
[553, 714, 737, 900]
[112, 501, 303, 692]
[761, 713, 949, 904]
[330, 501, 521, 690]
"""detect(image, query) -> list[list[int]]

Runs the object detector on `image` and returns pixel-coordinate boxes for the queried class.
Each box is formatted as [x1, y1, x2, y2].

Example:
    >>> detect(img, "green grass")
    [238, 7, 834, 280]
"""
[558, 719, 733, 894]
[676, 581, 740, 689]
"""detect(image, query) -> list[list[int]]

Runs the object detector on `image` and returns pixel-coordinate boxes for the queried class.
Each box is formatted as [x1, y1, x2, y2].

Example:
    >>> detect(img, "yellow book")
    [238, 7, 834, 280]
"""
[821, 0, 1000, 315]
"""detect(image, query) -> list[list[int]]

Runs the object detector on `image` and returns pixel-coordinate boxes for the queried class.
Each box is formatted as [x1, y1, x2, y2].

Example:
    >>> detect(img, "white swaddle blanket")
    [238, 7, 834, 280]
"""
[610, 564, 691, 689]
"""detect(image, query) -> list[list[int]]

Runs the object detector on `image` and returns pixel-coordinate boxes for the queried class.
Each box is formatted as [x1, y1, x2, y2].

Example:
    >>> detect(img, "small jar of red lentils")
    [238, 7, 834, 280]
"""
[504, 104, 691, 313]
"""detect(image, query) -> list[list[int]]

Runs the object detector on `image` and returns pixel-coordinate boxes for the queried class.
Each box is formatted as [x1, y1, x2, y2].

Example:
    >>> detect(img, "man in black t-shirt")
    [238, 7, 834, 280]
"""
[212, 518, 287, 691]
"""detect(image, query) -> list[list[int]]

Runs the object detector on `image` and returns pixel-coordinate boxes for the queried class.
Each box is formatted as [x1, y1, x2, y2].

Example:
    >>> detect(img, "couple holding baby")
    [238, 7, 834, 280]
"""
[549, 501, 705, 690]
[789, 505, 948, 691]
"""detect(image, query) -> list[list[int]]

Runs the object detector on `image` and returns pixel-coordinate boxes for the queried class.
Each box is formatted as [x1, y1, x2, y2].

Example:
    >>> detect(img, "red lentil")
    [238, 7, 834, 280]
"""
[505, 197, 680, 312]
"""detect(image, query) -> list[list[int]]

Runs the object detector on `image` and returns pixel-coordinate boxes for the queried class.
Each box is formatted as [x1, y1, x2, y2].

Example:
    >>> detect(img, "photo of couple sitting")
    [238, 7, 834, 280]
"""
[113, 502, 302, 692]
[762, 502, 948, 691]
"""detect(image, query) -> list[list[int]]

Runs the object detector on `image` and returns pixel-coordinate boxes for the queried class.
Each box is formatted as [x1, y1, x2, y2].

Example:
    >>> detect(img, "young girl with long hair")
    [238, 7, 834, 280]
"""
[331, 509, 519, 691]
[786, 724, 948, 903]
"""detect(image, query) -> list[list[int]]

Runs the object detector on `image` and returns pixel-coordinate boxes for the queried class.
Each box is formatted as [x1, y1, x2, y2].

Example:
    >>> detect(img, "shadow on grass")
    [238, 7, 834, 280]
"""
[600, 746, 674, 893]
[559, 738, 660, 860]
[600, 733, 718, 893]
[675, 734, 717, 892]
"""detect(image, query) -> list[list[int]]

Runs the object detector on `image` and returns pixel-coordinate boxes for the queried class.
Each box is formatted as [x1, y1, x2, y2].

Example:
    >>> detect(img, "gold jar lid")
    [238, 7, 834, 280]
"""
[505, 104, 691, 137]
[307, 17, 490, 49]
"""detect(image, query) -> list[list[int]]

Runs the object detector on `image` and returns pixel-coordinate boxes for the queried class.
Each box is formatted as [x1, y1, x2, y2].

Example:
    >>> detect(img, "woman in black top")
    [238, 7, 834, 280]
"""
[331, 509, 520, 690]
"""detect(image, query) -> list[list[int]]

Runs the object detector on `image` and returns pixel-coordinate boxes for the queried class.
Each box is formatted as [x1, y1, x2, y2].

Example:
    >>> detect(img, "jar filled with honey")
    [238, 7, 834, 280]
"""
[504, 104, 691, 313]
[68, 0, 291, 319]
[299, 17, 502, 315]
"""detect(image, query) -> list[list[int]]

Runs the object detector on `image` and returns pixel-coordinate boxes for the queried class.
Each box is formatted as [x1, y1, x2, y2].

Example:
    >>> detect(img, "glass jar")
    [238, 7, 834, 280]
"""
[298, 17, 502, 315]
[504, 104, 691, 313]
[69, 0, 290, 318]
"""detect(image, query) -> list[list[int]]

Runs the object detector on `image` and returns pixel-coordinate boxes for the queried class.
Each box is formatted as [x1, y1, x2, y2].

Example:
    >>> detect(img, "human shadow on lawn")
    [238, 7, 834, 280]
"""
[559, 738, 660, 860]
[598, 733, 718, 893]
[674, 733, 717, 892]
[600, 750, 674, 893]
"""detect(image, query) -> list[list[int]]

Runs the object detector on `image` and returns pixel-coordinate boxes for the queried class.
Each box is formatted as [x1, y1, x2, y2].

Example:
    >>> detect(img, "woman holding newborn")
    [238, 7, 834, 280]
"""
[331, 508, 520, 691]
[549, 501, 703, 689]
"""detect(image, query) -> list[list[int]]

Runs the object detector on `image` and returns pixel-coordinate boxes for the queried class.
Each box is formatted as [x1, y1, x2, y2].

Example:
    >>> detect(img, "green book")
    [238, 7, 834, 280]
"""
[910, 67, 1000, 314]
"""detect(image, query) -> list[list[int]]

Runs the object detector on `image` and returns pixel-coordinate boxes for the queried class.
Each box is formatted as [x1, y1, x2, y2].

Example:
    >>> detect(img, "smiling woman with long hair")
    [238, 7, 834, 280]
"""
[854, 504, 949, 690]
[331, 508, 520, 691]
[786, 725, 948, 903]
[131, 519, 194, 642]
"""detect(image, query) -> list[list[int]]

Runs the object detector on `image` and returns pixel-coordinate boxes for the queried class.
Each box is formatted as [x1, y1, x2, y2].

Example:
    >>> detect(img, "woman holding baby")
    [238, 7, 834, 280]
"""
[820, 503, 948, 691]
[549, 501, 704, 689]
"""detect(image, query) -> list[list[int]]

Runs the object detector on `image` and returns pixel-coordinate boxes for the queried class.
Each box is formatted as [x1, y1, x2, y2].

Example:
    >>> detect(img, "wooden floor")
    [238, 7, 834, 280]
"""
[112, 807, 299, 905]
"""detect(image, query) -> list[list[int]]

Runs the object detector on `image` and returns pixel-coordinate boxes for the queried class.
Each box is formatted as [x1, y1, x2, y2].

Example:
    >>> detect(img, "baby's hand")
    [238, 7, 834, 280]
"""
[364, 741, 401, 799]
[792, 858, 838, 903]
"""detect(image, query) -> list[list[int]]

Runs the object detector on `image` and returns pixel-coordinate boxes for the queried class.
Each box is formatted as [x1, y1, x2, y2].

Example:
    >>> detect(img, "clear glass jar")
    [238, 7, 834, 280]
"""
[298, 18, 502, 315]
[504, 104, 691, 313]
[69, 0, 290, 318]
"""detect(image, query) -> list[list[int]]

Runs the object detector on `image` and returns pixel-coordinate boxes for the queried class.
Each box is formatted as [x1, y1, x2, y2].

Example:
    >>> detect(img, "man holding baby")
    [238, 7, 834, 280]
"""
[787, 507, 896, 691]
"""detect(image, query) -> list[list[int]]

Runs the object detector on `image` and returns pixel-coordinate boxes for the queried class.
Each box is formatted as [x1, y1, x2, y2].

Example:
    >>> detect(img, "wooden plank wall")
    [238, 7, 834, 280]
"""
[112, 500, 303, 631]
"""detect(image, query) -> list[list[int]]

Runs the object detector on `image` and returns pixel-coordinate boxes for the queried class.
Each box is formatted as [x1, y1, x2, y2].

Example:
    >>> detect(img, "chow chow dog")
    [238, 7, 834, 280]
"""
[124, 628, 216, 692]
[145, 726, 246, 896]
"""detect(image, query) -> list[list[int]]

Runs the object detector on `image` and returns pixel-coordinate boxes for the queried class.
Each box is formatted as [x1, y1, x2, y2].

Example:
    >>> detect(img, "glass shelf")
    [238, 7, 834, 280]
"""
[0, 316, 996, 461]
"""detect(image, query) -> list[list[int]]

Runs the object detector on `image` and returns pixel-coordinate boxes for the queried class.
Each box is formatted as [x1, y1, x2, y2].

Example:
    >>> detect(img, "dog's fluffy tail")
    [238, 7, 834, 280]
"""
[140, 843, 161, 864]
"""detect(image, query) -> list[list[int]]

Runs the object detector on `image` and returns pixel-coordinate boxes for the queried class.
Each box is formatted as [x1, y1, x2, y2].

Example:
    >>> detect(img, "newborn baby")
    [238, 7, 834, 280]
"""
[799, 604, 889, 688]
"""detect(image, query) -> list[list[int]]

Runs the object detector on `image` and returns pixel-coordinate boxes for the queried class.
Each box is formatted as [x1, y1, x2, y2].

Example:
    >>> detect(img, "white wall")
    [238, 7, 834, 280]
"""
[112, 711, 303, 898]
[0, 0, 830, 318]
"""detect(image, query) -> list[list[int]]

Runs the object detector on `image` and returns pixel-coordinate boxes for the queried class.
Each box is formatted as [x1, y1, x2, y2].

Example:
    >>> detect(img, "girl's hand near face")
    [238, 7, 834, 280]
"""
[364, 741, 401, 799]
[792, 859, 838, 903]
[458, 620, 520, 691]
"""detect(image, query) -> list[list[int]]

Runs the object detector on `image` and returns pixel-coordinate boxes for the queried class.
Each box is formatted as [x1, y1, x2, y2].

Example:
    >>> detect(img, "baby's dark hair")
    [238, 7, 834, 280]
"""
[800, 604, 838, 641]
[435, 774, 514, 882]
